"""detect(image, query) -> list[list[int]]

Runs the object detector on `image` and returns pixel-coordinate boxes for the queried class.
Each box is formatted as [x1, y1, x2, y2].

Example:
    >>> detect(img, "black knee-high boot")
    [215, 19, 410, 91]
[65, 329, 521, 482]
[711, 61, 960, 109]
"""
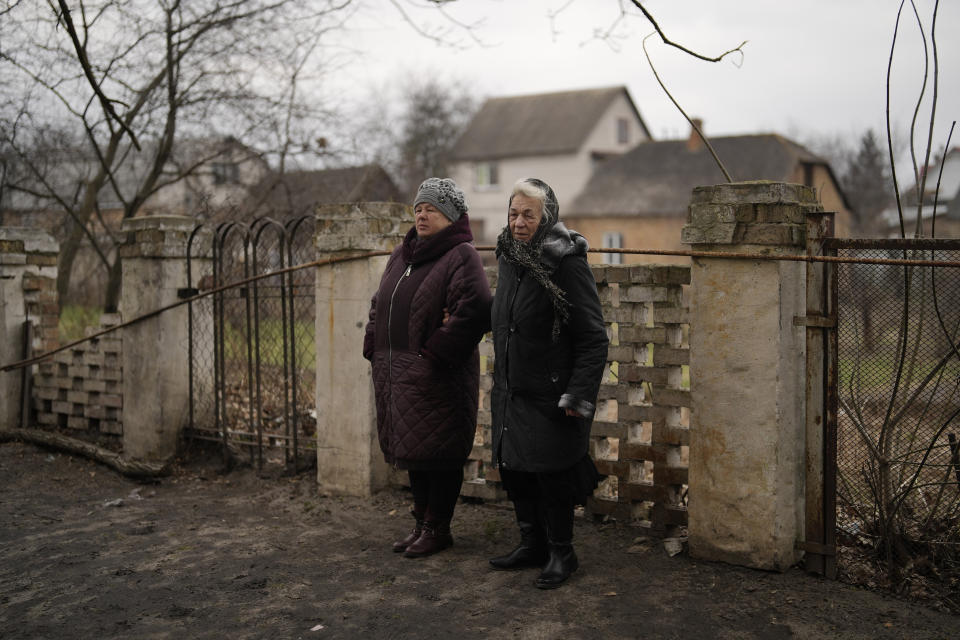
[489, 498, 547, 570]
[535, 504, 578, 589]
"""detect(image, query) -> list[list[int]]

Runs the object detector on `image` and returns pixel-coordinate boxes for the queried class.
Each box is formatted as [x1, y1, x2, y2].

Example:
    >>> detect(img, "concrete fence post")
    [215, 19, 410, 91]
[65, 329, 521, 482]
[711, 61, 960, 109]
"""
[681, 181, 824, 570]
[314, 202, 410, 496]
[0, 228, 59, 430]
[119, 216, 202, 462]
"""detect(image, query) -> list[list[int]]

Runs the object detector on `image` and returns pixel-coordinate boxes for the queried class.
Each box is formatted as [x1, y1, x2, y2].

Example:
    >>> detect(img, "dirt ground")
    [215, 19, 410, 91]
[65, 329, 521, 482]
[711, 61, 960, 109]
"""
[1, 441, 957, 640]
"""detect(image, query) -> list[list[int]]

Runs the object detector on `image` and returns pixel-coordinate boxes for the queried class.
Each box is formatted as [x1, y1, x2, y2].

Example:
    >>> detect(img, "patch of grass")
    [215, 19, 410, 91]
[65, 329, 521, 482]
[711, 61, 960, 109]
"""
[221, 317, 316, 369]
[59, 305, 104, 343]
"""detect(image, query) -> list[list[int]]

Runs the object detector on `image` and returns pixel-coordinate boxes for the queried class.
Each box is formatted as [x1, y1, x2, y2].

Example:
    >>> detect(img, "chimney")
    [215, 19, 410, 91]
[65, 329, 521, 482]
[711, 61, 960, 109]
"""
[687, 118, 704, 152]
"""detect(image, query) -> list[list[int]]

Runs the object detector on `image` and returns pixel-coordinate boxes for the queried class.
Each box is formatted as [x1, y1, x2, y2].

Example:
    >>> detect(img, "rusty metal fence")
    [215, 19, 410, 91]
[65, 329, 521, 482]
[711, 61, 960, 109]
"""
[829, 238, 960, 568]
[184, 217, 316, 472]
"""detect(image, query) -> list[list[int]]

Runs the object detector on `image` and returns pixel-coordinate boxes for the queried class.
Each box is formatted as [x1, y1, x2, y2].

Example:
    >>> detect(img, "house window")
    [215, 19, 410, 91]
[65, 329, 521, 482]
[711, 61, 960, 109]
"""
[475, 162, 499, 190]
[211, 162, 239, 185]
[603, 231, 624, 264]
[616, 118, 630, 145]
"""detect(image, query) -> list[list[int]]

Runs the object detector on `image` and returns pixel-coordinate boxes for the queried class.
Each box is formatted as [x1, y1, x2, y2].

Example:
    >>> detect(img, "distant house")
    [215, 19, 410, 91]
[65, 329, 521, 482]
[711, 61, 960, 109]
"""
[565, 126, 854, 264]
[242, 164, 402, 222]
[881, 147, 960, 238]
[144, 137, 271, 219]
[0, 136, 271, 229]
[448, 86, 652, 243]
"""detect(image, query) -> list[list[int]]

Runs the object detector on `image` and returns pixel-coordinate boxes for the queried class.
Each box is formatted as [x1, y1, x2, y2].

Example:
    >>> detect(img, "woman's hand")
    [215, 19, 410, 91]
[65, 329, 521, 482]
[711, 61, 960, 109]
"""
[564, 408, 583, 418]
[442, 307, 450, 325]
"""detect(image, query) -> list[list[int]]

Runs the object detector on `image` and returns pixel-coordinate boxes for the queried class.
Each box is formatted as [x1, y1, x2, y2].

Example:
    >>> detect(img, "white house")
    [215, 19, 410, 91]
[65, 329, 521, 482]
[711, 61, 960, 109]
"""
[448, 86, 651, 244]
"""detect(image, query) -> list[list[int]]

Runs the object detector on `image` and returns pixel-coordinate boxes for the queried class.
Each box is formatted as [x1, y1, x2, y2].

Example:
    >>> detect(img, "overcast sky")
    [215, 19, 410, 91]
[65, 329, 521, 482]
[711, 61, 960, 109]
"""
[332, 0, 958, 166]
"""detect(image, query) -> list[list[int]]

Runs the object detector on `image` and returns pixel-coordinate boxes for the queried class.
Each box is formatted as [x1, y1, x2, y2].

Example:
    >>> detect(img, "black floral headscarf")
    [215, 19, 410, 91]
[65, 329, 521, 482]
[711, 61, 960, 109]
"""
[496, 178, 587, 341]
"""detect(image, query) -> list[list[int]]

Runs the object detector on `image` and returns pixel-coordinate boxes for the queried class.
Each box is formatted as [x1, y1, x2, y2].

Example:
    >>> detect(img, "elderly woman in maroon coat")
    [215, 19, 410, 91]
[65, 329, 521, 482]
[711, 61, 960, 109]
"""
[363, 178, 492, 558]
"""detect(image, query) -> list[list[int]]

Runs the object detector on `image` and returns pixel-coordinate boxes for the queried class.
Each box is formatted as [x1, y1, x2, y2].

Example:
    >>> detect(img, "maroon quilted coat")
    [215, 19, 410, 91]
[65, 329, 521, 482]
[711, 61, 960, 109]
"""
[363, 215, 492, 469]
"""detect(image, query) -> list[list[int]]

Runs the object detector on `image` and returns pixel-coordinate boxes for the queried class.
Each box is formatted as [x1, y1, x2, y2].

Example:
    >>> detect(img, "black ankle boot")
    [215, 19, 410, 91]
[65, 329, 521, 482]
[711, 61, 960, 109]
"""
[391, 510, 424, 553]
[489, 498, 547, 570]
[403, 521, 453, 558]
[489, 522, 548, 570]
[535, 542, 578, 589]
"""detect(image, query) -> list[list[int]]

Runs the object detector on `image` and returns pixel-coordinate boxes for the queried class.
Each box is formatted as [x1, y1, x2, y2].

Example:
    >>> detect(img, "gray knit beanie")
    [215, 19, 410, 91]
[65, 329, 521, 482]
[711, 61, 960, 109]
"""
[414, 177, 467, 222]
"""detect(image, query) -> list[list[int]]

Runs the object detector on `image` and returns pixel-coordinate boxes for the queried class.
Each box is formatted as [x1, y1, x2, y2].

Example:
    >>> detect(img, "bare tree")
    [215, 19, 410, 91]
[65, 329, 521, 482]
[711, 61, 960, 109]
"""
[349, 76, 477, 200]
[0, 0, 352, 310]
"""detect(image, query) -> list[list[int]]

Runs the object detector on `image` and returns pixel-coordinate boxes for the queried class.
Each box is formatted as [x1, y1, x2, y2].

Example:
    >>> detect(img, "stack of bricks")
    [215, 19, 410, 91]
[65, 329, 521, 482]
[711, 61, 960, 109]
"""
[0, 230, 59, 359]
[589, 264, 690, 537]
[464, 263, 691, 537]
[33, 314, 123, 435]
[20, 260, 60, 358]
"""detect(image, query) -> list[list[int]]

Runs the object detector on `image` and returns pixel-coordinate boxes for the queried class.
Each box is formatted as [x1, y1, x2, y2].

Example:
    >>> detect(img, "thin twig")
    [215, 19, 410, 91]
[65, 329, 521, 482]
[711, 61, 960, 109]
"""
[886, 1, 907, 237]
[929, 121, 955, 238]
[630, 0, 746, 63]
[641, 33, 733, 183]
[915, 0, 941, 237]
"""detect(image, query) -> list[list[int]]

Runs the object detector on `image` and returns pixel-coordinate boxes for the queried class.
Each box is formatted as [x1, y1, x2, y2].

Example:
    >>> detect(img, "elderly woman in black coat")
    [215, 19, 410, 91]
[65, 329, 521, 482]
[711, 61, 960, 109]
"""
[488, 178, 608, 589]
[363, 178, 491, 558]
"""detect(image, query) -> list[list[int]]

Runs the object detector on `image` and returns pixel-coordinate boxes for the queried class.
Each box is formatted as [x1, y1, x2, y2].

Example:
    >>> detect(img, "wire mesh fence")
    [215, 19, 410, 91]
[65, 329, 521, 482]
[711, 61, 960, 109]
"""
[834, 241, 960, 551]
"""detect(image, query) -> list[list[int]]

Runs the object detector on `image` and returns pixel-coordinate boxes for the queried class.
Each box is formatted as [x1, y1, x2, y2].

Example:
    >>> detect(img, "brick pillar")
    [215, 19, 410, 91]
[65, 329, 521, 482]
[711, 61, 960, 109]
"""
[0, 228, 59, 430]
[681, 182, 826, 570]
[119, 216, 202, 462]
[314, 202, 410, 496]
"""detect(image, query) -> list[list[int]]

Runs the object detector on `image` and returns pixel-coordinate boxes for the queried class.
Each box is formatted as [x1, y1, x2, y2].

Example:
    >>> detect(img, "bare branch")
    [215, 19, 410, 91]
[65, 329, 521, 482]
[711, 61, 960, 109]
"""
[885, 0, 908, 237]
[905, 0, 929, 236]
[929, 121, 955, 237]
[915, 0, 941, 237]
[630, 0, 746, 63]
[54, 0, 141, 150]
[386, 0, 489, 48]
[642, 33, 732, 183]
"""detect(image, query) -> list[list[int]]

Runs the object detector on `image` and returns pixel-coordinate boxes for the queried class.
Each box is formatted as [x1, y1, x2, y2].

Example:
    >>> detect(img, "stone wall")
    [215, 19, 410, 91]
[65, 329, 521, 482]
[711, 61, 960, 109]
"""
[0, 228, 59, 430]
[464, 262, 690, 537]
[32, 315, 123, 435]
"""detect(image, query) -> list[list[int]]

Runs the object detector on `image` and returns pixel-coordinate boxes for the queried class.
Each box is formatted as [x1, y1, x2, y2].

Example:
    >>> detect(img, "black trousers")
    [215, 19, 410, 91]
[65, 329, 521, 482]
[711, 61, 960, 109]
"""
[500, 468, 577, 544]
[407, 468, 464, 523]
[500, 457, 599, 544]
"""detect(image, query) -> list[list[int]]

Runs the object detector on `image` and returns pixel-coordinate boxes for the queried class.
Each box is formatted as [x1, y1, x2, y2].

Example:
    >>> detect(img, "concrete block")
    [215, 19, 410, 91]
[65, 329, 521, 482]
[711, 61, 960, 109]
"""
[52, 401, 73, 415]
[100, 420, 124, 435]
[653, 347, 689, 366]
[83, 379, 107, 393]
[740, 223, 803, 246]
[652, 388, 690, 408]
[67, 365, 89, 379]
[84, 405, 106, 420]
[621, 286, 675, 304]
[101, 393, 123, 408]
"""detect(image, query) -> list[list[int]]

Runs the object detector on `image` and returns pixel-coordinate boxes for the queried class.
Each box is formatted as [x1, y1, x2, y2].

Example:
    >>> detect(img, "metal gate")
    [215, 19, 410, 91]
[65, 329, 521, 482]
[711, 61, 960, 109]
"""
[824, 238, 960, 579]
[184, 216, 317, 472]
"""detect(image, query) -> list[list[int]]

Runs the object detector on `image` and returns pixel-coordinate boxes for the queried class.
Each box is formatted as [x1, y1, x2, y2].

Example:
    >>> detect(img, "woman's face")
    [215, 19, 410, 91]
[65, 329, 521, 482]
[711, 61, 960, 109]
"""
[508, 194, 543, 244]
[414, 202, 452, 238]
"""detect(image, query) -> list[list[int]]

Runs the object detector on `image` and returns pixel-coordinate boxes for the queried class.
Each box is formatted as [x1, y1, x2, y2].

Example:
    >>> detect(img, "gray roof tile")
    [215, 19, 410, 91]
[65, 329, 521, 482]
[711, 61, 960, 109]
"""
[568, 134, 830, 216]
[451, 86, 649, 161]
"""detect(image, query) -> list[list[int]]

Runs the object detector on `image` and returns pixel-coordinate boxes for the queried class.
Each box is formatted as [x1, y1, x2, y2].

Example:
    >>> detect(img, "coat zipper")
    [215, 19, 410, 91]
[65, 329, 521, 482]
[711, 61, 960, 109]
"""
[386, 263, 412, 469]
[387, 263, 413, 366]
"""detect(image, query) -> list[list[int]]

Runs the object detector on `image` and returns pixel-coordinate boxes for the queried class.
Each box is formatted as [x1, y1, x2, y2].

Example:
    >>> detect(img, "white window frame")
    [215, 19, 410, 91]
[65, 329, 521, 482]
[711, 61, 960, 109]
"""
[475, 161, 499, 191]
[602, 231, 624, 265]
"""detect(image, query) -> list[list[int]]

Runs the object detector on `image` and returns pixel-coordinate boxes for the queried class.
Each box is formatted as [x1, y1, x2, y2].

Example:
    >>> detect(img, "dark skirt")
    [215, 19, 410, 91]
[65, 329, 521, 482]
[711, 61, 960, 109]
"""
[501, 454, 600, 506]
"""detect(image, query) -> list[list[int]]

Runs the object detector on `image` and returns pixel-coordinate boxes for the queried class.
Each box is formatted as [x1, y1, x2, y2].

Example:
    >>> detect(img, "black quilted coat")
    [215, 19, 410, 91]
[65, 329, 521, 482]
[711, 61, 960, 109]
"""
[491, 225, 608, 473]
[363, 215, 492, 469]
